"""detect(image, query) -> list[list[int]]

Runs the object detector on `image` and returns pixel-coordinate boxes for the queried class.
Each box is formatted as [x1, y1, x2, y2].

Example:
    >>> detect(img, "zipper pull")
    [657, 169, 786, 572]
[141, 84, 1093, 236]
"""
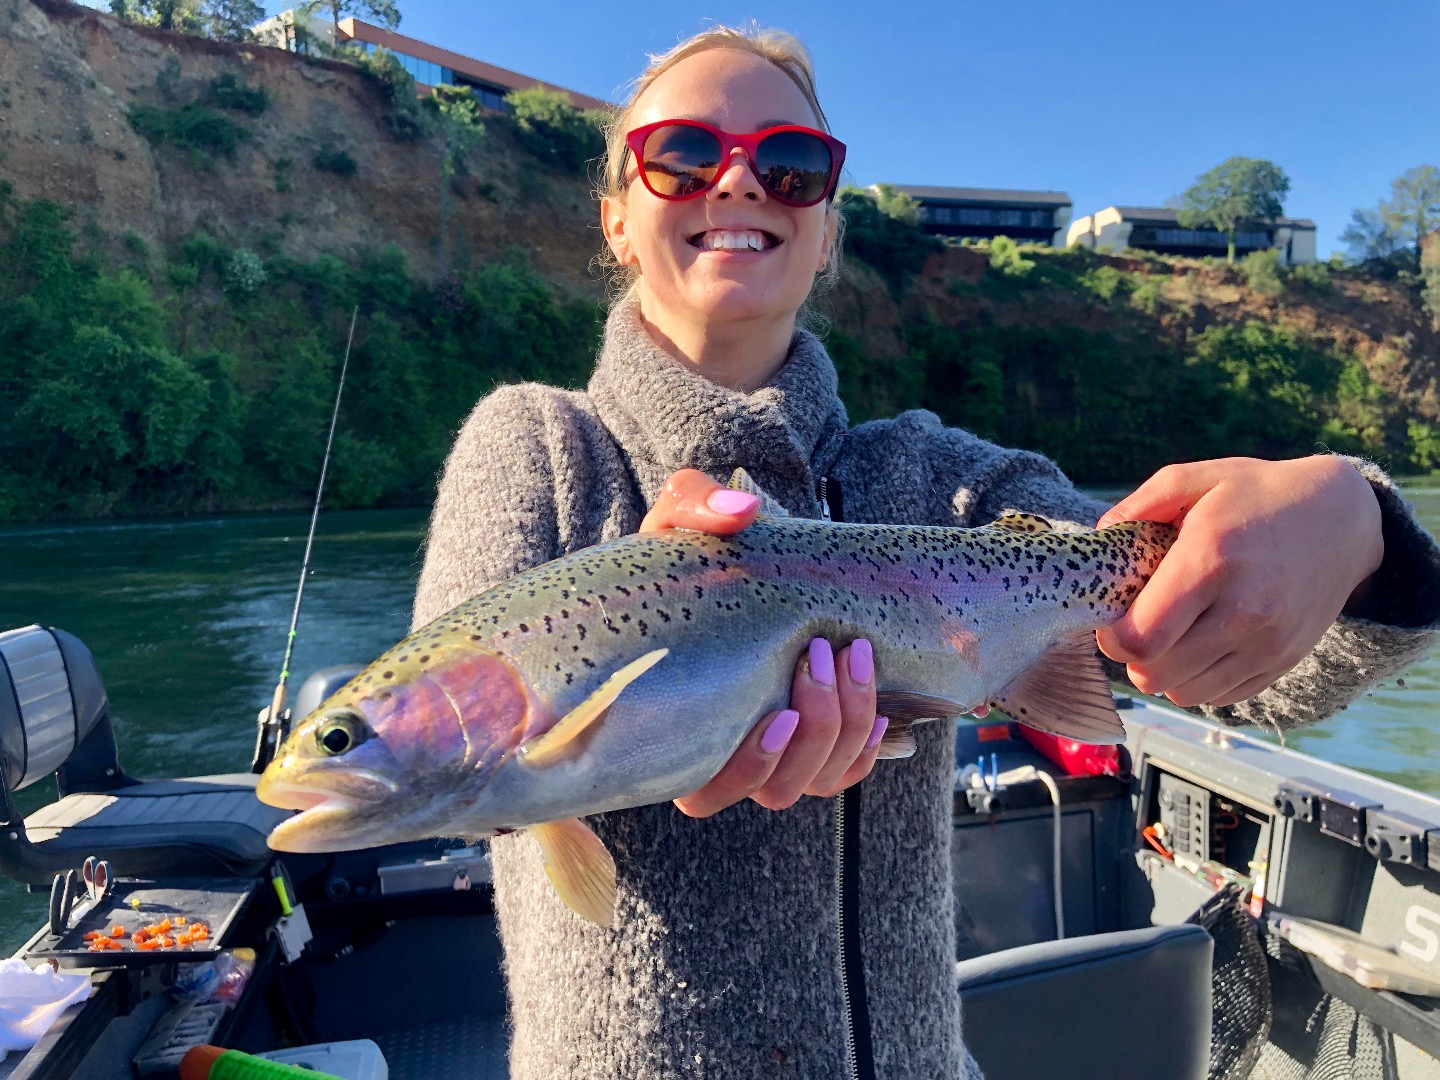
[817, 477, 832, 522]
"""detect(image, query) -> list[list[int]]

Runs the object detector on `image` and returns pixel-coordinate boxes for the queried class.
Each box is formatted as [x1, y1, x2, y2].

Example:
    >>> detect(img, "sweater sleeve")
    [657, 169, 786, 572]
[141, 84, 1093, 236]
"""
[897, 411, 1440, 732]
[411, 386, 562, 631]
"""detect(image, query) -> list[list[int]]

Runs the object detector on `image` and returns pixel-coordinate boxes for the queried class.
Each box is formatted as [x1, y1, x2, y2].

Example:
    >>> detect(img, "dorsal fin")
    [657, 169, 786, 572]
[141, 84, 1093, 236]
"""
[726, 468, 790, 518]
[988, 513, 1054, 533]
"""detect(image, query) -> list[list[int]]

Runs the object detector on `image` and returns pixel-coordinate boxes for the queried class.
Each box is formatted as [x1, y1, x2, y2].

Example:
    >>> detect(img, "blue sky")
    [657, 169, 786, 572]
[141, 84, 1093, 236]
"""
[292, 2, 1439, 256]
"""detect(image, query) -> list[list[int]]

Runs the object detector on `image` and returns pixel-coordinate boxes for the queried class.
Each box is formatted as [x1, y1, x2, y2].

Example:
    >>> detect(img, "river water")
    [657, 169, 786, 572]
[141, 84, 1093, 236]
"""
[3, 483, 1439, 952]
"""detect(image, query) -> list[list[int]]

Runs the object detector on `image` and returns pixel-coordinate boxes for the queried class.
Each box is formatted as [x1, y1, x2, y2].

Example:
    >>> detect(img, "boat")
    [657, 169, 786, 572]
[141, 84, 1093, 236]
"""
[2, 621, 1439, 1080]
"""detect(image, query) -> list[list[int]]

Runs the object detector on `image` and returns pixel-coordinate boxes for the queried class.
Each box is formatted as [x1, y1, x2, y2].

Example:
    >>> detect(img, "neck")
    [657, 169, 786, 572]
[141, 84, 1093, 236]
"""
[636, 298, 796, 393]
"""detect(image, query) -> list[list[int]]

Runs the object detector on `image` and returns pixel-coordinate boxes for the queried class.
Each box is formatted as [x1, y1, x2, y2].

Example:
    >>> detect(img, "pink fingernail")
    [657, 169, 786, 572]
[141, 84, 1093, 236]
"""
[848, 638, 873, 685]
[761, 710, 800, 754]
[808, 638, 835, 687]
[707, 489, 760, 516]
[866, 716, 889, 749]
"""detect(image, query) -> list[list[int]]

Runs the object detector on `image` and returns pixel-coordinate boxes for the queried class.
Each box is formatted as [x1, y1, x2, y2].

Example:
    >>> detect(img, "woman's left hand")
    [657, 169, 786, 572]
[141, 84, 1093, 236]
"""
[1095, 455, 1384, 708]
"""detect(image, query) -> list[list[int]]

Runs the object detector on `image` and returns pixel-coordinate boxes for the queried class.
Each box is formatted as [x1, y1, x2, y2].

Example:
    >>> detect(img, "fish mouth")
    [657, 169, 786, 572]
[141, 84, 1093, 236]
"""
[256, 767, 396, 812]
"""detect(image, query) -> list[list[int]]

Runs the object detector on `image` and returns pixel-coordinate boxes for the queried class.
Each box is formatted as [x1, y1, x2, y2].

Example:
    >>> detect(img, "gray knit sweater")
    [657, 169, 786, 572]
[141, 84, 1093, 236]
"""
[412, 302, 1440, 1080]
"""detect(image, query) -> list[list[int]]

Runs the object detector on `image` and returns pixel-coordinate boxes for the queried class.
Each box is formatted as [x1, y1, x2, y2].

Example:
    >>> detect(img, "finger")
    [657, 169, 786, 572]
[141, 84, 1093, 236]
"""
[1153, 650, 1256, 708]
[639, 468, 760, 535]
[1208, 669, 1288, 708]
[807, 639, 879, 794]
[1098, 535, 1220, 666]
[812, 716, 888, 797]
[673, 709, 797, 818]
[1096, 459, 1234, 529]
[752, 639, 843, 810]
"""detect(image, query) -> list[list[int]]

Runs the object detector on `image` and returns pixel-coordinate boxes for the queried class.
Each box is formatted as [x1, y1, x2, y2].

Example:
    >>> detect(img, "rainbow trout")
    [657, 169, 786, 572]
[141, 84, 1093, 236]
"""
[258, 472, 1173, 924]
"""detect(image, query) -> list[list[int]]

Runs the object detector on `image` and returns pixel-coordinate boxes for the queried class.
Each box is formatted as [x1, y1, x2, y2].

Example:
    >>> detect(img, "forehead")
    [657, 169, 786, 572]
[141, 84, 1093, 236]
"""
[630, 48, 820, 131]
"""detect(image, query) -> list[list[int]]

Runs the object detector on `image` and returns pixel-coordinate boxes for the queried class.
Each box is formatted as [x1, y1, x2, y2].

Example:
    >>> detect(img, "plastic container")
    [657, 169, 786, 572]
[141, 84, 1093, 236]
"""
[1018, 724, 1125, 777]
[1269, 912, 1440, 996]
[258, 1040, 389, 1080]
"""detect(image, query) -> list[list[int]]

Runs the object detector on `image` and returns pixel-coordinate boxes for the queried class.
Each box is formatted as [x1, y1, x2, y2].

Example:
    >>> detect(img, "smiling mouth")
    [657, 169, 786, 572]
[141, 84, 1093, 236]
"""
[688, 229, 780, 252]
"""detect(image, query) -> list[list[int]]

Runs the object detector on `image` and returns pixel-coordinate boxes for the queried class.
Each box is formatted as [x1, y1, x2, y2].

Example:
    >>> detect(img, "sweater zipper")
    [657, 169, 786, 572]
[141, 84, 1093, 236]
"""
[819, 476, 875, 1080]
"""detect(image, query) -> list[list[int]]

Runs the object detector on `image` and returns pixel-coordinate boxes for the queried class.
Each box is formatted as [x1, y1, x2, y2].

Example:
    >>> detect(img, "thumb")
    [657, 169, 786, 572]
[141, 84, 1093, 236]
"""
[1096, 461, 1216, 529]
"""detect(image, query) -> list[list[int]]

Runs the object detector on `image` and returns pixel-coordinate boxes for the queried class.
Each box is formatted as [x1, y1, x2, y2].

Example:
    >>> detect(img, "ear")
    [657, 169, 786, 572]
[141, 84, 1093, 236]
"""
[601, 195, 636, 269]
[817, 208, 839, 273]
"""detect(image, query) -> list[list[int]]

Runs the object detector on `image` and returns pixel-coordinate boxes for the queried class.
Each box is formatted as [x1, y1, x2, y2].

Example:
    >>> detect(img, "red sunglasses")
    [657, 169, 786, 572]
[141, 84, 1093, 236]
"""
[622, 119, 847, 208]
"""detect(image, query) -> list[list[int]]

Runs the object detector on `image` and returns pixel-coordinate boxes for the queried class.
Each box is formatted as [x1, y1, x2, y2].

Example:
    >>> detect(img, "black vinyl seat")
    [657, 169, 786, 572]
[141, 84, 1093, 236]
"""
[956, 923, 1214, 1080]
[0, 625, 294, 885]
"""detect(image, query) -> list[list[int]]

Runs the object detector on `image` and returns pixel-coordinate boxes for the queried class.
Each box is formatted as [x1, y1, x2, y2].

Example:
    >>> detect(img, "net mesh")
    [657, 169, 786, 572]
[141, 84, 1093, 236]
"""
[1250, 933, 1398, 1080]
[1188, 886, 1273, 1080]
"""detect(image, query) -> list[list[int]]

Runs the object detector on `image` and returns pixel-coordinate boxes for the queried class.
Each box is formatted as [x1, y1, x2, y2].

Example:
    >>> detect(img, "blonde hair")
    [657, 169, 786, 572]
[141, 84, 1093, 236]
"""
[595, 24, 846, 314]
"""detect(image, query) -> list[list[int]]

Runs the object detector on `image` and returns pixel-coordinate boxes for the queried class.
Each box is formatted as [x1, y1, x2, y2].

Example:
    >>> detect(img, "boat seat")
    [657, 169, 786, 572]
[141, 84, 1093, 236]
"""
[20, 773, 288, 881]
[0, 625, 293, 886]
[956, 923, 1213, 1080]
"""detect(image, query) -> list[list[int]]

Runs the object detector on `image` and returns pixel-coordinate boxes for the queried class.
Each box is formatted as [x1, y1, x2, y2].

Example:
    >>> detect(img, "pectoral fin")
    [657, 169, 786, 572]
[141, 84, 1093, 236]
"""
[876, 724, 919, 760]
[875, 691, 967, 723]
[519, 648, 668, 766]
[987, 632, 1125, 744]
[726, 468, 790, 518]
[530, 817, 616, 927]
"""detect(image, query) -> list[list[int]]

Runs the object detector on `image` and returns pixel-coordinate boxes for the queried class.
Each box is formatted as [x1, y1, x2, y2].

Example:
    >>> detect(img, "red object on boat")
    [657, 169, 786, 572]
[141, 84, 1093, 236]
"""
[1018, 724, 1125, 777]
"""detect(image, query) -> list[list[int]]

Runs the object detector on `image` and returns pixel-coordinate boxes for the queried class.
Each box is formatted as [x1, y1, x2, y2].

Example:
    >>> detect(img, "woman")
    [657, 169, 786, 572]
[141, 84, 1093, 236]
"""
[412, 26, 1440, 1080]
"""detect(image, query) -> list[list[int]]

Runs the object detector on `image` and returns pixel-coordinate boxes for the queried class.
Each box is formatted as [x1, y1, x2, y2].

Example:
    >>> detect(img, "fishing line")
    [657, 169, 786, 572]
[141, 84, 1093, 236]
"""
[252, 306, 360, 772]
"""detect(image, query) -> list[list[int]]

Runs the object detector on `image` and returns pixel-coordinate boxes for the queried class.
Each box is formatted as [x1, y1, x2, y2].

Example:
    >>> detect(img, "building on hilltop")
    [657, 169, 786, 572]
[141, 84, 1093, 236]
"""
[252, 12, 609, 112]
[1067, 206, 1317, 265]
[873, 185, 1073, 247]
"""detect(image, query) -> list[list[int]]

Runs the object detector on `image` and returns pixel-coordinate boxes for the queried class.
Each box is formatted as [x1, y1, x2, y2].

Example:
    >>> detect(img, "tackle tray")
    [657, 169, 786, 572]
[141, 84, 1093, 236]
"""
[28, 877, 257, 968]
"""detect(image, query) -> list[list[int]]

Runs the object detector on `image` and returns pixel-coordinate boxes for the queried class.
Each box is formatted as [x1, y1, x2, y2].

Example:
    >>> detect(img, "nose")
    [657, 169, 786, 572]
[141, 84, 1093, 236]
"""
[709, 147, 766, 202]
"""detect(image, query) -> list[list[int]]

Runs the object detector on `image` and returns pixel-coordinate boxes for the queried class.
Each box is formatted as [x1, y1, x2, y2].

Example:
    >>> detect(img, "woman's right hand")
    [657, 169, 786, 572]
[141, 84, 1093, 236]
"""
[638, 470, 886, 817]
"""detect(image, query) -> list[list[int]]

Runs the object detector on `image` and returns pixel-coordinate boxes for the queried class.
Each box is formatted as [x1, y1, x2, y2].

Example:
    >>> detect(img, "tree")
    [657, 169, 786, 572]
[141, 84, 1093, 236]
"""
[203, 0, 264, 42]
[1177, 156, 1291, 263]
[1340, 206, 1403, 263]
[325, 0, 399, 31]
[108, 0, 206, 34]
[1422, 231, 1440, 330]
[1346, 165, 1440, 270]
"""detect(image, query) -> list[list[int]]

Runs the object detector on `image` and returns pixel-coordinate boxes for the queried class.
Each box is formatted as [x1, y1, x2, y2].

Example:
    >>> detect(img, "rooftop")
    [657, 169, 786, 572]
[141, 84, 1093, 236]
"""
[336, 17, 611, 111]
[885, 184, 1072, 208]
[1108, 205, 1316, 230]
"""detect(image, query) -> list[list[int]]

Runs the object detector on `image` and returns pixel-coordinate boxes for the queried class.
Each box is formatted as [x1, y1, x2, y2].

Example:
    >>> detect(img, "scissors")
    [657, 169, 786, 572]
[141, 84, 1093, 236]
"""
[82, 856, 113, 906]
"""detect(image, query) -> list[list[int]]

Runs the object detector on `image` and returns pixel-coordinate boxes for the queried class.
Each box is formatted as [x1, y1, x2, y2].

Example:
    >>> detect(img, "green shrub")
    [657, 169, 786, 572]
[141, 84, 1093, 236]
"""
[1241, 247, 1284, 297]
[838, 186, 937, 293]
[313, 146, 358, 177]
[870, 183, 920, 226]
[1289, 260, 1332, 292]
[988, 235, 1035, 278]
[1408, 420, 1440, 471]
[504, 87, 605, 174]
[1080, 264, 1132, 303]
[353, 47, 430, 141]
[223, 248, 267, 294]
[205, 73, 268, 115]
[1129, 276, 1164, 314]
[128, 103, 250, 161]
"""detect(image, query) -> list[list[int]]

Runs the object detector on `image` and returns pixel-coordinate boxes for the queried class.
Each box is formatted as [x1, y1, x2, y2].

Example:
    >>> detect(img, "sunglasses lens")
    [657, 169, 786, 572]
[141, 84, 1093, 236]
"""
[642, 124, 723, 198]
[755, 130, 834, 205]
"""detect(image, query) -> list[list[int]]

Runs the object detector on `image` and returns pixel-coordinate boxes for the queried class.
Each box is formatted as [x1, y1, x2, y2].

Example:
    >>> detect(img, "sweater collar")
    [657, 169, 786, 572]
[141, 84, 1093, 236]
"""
[588, 302, 848, 509]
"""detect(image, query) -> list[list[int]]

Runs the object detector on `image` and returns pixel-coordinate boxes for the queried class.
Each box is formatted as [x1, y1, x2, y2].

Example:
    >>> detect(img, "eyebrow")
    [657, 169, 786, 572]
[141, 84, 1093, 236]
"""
[669, 113, 806, 130]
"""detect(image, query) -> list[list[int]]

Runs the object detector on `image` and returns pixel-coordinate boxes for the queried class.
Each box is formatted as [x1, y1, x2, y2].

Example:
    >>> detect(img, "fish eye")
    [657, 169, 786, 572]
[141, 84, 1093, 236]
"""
[316, 710, 366, 756]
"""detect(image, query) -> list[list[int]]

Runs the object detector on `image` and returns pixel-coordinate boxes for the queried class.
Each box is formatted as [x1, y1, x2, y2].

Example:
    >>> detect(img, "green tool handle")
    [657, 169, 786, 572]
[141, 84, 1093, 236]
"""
[179, 1045, 345, 1080]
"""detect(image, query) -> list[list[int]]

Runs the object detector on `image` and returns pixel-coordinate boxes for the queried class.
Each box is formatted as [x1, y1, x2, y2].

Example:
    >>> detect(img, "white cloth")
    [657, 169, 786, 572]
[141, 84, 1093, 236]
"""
[0, 958, 92, 1058]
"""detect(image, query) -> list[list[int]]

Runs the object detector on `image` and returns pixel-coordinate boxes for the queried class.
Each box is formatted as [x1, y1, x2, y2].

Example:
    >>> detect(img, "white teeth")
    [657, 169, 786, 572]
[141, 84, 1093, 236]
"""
[702, 230, 768, 251]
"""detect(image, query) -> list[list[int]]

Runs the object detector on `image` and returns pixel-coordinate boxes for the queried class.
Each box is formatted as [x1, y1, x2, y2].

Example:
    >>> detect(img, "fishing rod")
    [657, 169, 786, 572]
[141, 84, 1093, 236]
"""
[252, 305, 360, 773]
